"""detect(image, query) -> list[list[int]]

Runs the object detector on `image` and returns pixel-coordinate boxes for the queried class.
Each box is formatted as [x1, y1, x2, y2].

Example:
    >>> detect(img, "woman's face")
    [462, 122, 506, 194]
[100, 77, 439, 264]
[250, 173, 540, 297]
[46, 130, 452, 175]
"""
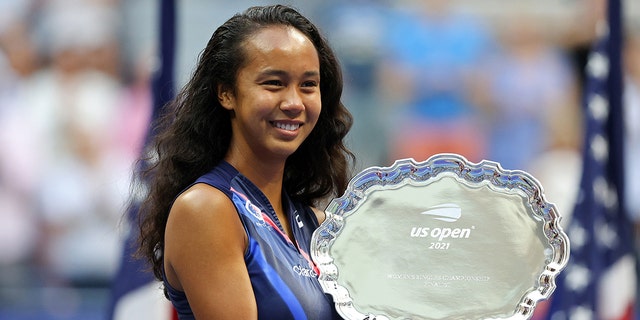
[220, 25, 321, 162]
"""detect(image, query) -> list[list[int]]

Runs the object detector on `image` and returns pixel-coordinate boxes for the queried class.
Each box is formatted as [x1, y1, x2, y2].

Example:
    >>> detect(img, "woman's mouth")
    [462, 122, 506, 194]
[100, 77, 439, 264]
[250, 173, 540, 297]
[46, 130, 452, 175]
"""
[272, 121, 301, 131]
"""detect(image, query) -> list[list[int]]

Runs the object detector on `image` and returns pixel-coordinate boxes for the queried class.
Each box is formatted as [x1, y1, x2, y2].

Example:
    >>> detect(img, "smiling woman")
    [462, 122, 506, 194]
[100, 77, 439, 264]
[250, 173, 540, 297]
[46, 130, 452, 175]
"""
[135, 4, 353, 320]
[218, 25, 322, 162]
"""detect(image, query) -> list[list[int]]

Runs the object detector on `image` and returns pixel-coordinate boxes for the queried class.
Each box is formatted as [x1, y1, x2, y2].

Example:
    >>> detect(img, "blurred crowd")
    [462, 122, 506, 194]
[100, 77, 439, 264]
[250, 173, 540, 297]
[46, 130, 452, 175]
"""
[0, 0, 152, 318]
[0, 0, 638, 319]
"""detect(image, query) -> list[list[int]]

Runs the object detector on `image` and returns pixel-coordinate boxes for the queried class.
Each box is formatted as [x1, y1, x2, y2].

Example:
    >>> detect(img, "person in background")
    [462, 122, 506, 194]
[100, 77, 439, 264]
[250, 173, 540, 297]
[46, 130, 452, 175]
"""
[0, 0, 41, 299]
[623, 31, 640, 231]
[481, 11, 580, 172]
[379, 0, 496, 164]
[29, 0, 127, 286]
[315, 0, 390, 171]
[136, 5, 353, 319]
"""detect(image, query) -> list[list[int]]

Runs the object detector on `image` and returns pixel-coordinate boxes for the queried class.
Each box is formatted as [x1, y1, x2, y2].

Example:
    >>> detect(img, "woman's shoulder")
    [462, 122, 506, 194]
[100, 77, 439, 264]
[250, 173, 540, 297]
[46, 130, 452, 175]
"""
[171, 183, 234, 221]
[165, 184, 241, 249]
[163, 183, 249, 308]
[164, 182, 247, 270]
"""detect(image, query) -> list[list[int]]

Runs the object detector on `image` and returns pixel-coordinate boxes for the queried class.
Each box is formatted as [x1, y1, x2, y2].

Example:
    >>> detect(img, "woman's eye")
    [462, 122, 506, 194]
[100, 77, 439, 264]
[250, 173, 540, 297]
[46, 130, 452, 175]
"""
[302, 80, 318, 88]
[263, 80, 283, 86]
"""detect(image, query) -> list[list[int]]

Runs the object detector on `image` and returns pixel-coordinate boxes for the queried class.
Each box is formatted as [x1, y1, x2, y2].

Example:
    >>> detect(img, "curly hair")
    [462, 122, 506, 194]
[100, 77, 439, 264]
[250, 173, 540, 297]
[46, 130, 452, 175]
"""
[136, 5, 354, 281]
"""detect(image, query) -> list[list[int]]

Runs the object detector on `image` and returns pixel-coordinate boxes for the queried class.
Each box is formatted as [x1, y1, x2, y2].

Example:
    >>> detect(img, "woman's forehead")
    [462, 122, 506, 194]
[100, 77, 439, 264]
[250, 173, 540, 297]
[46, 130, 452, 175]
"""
[244, 25, 313, 54]
[237, 25, 319, 73]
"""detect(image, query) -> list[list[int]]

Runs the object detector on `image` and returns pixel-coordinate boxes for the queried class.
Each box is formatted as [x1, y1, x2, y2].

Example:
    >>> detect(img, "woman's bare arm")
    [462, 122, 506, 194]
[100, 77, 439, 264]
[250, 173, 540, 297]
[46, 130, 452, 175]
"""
[164, 183, 256, 319]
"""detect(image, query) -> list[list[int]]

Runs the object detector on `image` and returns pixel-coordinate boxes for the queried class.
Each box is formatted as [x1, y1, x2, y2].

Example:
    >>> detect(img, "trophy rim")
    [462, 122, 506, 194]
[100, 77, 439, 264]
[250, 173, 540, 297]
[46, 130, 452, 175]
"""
[311, 153, 571, 320]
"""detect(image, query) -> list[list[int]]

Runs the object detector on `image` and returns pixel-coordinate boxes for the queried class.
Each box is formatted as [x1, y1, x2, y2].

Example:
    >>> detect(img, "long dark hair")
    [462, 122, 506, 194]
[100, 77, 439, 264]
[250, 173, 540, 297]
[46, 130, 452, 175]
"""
[137, 5, 353, 280]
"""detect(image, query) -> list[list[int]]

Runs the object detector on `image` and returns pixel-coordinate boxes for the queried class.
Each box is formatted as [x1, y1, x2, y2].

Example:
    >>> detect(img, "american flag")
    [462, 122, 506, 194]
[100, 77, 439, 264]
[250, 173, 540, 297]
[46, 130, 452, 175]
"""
[545, 0, 636, 319]
[106, 0, 177, 319]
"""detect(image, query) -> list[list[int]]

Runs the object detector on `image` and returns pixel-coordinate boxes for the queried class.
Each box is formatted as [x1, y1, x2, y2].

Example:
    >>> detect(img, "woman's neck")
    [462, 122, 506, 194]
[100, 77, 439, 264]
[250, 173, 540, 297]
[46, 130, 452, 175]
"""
[225, 154, 285, 207]
[224, 155, 293, 241]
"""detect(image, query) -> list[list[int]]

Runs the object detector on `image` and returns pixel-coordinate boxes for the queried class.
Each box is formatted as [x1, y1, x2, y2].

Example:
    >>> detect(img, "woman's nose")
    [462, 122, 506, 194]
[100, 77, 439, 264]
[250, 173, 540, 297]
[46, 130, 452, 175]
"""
[280, 88, 304, 114]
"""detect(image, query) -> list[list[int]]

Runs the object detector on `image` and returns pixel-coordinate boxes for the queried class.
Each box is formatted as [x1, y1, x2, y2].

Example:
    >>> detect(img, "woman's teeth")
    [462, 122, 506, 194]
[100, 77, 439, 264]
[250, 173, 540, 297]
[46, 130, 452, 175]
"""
[274, 122, 300, 131]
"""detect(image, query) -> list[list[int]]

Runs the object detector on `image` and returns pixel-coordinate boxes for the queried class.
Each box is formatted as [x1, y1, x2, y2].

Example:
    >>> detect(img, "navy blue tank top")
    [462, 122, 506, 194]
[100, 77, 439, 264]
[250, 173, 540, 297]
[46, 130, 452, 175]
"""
[163, 161, 340, 320]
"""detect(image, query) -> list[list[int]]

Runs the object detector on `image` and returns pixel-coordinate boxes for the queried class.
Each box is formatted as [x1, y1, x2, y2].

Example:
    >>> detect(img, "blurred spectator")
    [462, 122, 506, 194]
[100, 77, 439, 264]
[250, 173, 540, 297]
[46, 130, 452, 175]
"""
[316, 0, 390, 170]
[0, 0, 41, 294]
[624, 31, 640, 222]
[379, 0, 496, 164]
[481, 11, 581, 171]
[19, 0, 142, 288]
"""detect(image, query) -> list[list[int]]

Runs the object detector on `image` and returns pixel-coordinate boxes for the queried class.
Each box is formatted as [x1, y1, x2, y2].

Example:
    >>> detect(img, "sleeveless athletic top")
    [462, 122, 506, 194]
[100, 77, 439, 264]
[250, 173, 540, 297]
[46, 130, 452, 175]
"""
[163, 161, 340, 320]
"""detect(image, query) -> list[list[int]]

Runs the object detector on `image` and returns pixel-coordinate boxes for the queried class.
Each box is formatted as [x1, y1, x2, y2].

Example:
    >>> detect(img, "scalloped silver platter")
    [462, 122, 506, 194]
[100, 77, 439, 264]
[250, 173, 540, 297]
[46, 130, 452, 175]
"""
[311, 153, 570, 320]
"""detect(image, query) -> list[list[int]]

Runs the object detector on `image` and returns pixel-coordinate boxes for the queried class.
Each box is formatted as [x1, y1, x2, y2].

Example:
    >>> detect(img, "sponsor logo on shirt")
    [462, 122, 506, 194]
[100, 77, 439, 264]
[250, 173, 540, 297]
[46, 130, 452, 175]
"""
[294, 212, 304, 228]
[293, 264, 318, 278]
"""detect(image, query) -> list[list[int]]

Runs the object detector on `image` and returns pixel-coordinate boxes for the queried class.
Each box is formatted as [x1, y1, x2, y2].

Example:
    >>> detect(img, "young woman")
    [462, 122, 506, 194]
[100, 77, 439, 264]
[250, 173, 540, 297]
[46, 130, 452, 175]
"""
[136, 5, 353, 319]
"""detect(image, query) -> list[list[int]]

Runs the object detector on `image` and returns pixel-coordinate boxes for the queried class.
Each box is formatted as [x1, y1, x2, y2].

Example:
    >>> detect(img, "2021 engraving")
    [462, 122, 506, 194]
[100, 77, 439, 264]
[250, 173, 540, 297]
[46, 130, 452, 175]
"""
[428, 242, 450, 250]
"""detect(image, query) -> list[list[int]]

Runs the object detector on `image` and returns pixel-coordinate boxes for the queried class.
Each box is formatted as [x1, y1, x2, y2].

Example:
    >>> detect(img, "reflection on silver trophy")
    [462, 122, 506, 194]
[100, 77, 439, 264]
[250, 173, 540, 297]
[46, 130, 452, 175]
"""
[311, 153, 570, 320]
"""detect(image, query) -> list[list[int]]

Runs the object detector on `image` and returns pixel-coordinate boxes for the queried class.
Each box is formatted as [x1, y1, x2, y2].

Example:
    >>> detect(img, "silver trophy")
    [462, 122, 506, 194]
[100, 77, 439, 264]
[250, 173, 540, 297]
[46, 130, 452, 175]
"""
[311, 154, 570, 320]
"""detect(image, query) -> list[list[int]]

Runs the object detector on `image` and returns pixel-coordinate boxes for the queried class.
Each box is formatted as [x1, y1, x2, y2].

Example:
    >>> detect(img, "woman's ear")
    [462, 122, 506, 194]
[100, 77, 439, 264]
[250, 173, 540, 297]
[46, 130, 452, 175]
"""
[217, 84, 234, 110]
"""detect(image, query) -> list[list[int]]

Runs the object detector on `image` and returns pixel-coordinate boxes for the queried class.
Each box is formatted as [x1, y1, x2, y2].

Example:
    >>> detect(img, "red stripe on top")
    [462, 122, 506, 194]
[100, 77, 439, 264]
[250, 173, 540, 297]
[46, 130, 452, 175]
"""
[232, 187, 321, 277]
